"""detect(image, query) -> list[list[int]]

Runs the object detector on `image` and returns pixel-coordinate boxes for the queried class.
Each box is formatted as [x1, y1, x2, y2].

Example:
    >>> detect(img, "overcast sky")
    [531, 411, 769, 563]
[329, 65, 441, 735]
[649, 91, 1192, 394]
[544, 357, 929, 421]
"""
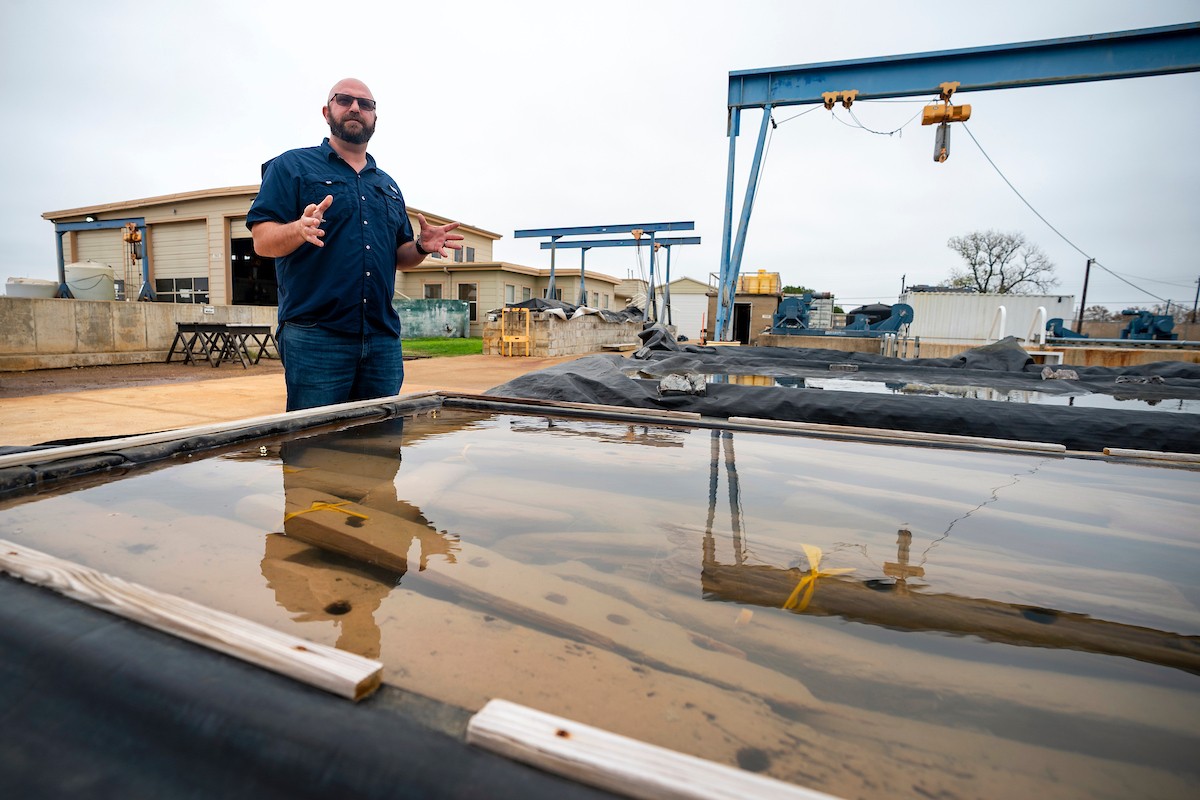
[3, 0, 1197, 313]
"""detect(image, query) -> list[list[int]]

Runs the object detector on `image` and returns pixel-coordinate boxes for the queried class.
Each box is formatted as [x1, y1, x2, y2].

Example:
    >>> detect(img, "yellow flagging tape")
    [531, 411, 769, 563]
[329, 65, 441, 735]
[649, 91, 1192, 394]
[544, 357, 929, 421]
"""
[284, 500, 370, 523]
[782, 543, 854, 612]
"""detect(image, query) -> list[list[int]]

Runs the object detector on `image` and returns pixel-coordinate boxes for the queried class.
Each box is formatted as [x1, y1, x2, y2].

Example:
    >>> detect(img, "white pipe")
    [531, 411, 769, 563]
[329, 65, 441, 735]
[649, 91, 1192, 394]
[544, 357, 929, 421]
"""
[988, 305, 1007, 342]
[1027, 306, 1047, 345]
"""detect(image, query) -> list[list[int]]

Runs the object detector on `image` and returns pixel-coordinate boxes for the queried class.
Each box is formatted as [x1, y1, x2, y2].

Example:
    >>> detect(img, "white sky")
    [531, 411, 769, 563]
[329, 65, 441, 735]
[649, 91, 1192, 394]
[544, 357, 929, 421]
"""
[3, 0, 1198, 314]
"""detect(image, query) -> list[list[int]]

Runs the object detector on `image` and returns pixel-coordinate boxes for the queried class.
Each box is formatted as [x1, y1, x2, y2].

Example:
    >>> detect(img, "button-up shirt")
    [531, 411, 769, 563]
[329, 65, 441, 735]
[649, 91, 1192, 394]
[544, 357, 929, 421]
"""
[246, 138, 414, 337]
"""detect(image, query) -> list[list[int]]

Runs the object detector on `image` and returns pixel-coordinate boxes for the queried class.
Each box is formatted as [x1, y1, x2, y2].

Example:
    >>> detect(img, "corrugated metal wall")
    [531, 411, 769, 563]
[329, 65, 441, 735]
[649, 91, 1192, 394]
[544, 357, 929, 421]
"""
[74, 230, 123, 271]
[151, 220, 208, 280]
[901, 292, 1075, 342]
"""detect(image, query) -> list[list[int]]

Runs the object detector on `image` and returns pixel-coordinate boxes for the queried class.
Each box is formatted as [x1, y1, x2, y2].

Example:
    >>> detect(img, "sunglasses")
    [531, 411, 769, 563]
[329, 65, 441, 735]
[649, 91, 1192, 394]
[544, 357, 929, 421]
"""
[329, 93, 377, 112]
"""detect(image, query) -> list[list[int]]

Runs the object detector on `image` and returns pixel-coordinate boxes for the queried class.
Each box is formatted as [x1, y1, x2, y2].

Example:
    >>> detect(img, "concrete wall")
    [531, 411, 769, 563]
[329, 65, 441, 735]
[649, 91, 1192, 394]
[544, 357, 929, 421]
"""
[482, 311, 643, 357]
[393, 299, 469, 338]
[0, 296, 277, 371]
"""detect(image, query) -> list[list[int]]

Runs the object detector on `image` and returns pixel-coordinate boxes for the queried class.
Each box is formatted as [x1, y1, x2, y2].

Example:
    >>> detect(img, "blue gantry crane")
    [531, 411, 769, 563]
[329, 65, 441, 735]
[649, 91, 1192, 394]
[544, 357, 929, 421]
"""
[514, 222, 697, 319]
[715, 22, 1200, 342]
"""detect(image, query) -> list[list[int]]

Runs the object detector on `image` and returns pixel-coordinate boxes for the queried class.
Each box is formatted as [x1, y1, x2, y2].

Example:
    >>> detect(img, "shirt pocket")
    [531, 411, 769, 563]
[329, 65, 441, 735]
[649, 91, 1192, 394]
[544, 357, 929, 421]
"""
[375, 184, 410, 241]
[302, 176, 353, 224]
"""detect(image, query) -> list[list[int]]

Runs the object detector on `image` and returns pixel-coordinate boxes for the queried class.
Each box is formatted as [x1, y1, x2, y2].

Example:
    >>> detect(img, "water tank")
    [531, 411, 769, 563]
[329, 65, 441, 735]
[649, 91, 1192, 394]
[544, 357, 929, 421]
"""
[6, 277, 58, 298]
[64, 261, 116, 301]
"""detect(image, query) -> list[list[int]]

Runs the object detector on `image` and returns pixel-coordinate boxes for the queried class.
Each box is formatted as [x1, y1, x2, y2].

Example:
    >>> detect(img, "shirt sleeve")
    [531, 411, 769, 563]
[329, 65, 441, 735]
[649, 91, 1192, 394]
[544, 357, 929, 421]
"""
[246, 157, 294, 230]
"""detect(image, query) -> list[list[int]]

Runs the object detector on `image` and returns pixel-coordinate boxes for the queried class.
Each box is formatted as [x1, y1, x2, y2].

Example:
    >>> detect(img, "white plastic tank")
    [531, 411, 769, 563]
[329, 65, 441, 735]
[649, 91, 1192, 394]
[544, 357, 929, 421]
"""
[6, 277, 59, 298]
[64, 261, 116, 301]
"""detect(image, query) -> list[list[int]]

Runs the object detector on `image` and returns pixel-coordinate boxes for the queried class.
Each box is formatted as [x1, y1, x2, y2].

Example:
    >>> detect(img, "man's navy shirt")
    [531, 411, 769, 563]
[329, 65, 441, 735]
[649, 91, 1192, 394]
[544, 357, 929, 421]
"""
[246, 138, 414, 337]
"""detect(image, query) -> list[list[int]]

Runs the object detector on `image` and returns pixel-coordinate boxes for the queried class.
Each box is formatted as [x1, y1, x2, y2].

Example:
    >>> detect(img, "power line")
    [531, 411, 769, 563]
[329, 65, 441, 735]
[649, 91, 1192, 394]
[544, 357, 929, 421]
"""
[961, 123, 1168, 304]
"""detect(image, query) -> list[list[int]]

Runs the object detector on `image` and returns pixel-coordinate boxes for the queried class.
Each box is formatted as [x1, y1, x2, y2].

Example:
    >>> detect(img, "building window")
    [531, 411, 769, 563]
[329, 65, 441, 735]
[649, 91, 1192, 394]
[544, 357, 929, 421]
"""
[465, 246, 476, 262]
[454, 248, 464, 263]
[591, 291, 599, 307]
[542, 287, 562, 301]
[505, 284, 516, 303]
[424, 284, 442, 299]
[458, 282, 477, 321]
[602, 293, 609, 309]
[522, 287, 532, 301]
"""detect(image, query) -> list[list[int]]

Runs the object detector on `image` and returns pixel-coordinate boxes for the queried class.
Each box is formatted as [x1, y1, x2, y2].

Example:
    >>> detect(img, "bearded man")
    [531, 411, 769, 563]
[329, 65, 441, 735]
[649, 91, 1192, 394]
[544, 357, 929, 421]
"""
[247, 78, 463, 411]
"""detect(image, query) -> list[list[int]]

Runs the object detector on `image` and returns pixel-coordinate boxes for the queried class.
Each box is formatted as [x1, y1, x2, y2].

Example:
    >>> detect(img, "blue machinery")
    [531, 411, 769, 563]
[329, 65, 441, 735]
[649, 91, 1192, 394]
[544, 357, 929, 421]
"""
[716, 22, 1200, 342]
[514, 223, 699, 320]
[770, 294, 913, 337]
[1120, 309, 1178, 341]
[1046, 318, 1089, 339]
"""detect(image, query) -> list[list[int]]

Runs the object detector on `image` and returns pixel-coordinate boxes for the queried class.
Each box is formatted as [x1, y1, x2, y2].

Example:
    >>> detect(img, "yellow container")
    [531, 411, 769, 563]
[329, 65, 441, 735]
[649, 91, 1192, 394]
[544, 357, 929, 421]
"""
[737, 269, 781, 295]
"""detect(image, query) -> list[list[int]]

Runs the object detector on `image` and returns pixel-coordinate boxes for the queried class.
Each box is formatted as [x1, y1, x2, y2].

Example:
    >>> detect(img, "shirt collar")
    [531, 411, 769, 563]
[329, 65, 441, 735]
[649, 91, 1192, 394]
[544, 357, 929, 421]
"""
[319, 137, 376, 171]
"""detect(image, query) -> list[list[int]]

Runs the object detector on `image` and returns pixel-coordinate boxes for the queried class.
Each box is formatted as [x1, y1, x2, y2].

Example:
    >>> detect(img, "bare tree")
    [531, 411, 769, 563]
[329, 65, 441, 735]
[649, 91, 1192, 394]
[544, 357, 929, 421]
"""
[1083, 305, 1115, 322]
[946, 230, 1058, 294]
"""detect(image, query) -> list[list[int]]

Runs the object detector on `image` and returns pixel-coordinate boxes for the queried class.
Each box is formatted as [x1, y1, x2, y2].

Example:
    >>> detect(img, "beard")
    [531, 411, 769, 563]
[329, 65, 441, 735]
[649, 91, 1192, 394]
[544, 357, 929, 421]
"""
[329, 113, 375, 145]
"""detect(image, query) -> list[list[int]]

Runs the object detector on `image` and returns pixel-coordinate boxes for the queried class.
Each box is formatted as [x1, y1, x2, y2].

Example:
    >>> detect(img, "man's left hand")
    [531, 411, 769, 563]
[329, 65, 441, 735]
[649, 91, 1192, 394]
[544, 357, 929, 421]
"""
[415, 213, 465, 257]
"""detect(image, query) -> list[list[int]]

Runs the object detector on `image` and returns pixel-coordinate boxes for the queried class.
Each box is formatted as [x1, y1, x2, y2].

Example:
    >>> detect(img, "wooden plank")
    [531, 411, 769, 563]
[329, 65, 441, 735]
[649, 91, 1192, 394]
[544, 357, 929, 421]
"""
[467, 699, 835, 800]
[0, 392, 443, 471]
[727, 416, 1067, 454]
[444, 394, 703, 422]
[0, 538, 382, 701]
[1103, 447, 1200, 464]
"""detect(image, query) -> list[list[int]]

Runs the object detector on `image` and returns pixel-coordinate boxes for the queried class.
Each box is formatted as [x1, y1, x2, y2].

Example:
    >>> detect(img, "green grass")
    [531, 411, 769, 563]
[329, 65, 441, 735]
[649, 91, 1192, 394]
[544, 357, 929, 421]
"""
[402, 337, 483, 358]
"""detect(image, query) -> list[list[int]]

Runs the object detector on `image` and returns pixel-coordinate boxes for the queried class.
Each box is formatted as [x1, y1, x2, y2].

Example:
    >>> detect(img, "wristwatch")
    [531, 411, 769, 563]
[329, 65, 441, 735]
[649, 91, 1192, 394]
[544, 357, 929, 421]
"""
[414, 239, 431, 256]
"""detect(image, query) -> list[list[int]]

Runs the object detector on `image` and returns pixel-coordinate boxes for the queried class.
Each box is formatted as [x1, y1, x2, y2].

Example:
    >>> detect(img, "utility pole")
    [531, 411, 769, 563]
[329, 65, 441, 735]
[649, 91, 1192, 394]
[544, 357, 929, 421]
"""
[1075, 258, 1093, 334]
[1191, 276, 1199, 324]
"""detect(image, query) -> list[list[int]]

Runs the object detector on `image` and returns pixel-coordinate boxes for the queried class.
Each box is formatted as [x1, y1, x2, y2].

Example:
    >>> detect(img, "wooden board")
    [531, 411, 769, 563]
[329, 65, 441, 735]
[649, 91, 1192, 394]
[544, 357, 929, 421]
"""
[467, 698, 836, 800]
[0, 538, 382, 701]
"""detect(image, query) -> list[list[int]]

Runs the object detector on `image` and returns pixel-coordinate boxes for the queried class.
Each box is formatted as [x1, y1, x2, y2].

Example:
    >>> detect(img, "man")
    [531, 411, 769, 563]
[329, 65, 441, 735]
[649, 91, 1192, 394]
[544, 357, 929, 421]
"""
[247, 78, 463, 411]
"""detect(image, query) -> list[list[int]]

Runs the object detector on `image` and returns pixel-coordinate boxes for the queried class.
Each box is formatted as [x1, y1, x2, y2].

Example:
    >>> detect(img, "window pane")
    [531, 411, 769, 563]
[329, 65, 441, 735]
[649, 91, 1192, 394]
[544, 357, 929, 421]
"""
[424, 284, 442, 299]
[458, 282, 478, 321]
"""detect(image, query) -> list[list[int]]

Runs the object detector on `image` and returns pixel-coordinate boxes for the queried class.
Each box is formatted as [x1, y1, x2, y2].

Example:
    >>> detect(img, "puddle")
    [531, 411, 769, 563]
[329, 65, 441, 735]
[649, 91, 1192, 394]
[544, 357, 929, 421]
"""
[1, 409, 1197, 799]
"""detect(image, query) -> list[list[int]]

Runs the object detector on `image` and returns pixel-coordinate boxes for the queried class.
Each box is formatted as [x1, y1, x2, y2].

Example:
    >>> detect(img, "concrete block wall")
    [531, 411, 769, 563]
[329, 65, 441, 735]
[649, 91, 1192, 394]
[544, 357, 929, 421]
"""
[0, 296, 277, 371]
[483, 312, 643, 357]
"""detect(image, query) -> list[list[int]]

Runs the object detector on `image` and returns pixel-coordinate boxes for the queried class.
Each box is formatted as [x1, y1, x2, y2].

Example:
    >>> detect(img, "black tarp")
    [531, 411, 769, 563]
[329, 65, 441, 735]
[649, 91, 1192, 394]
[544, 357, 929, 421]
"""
[0, 575, 617, 800]
[486, 337, 1200, 454]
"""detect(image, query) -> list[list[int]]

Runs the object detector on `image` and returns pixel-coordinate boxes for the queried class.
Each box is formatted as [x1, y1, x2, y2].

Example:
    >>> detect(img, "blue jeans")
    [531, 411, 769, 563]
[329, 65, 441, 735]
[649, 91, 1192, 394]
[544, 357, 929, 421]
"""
[277, 323, 404, 411]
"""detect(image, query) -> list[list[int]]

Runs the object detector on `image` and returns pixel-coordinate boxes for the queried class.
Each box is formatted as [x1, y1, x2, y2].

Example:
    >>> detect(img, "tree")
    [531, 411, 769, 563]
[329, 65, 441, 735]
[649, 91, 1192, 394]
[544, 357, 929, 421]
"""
[1083, 305, 1115, 322]
[781, 284, 816, 295]
[946, 230, 1058, 294]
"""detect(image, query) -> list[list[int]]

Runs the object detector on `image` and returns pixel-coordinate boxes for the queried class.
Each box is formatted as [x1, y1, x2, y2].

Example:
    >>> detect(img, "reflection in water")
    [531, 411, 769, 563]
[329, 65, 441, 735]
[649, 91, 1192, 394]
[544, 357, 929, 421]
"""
[699, 429, 1200, 674]
[260, 533, 397, 657]
[263, 418, 459, 658]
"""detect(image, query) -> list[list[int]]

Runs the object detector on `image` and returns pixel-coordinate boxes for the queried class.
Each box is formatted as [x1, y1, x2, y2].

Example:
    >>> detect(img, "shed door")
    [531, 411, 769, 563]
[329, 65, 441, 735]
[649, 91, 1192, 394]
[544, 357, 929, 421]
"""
[150, 220, 209, 303]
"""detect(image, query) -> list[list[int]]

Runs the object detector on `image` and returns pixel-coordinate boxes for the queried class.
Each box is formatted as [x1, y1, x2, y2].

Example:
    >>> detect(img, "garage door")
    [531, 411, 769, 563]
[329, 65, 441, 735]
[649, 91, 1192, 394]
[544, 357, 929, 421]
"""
[151, 220, 207, 280]
[74, 229, 123, 271]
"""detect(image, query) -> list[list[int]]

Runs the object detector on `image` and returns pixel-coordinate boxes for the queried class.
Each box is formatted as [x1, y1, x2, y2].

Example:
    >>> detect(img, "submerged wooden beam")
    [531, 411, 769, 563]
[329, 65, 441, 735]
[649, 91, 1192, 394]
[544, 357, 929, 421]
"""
[701, 562, 1200, 675]
[0, 538, 382, 701]
[468, 698, 836, 800]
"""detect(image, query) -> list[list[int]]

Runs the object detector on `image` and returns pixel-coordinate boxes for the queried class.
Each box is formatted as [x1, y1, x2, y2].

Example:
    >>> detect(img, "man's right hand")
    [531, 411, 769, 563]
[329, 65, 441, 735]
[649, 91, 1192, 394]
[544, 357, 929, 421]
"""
[299, 194, 333, 247]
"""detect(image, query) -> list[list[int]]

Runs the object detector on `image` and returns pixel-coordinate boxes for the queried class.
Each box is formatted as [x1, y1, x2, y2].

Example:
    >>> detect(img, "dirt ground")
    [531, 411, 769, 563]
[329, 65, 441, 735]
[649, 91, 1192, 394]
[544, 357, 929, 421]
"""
[0, 359, 288, 398]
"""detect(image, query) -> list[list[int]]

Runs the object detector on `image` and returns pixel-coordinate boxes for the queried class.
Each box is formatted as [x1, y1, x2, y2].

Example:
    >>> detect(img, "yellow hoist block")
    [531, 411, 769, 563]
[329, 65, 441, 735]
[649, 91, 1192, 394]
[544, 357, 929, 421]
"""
[921, 103, 972, 125]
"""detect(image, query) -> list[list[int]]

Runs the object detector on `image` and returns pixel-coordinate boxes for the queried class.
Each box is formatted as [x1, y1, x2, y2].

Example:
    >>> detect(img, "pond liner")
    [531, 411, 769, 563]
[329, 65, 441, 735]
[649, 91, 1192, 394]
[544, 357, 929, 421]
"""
[0, 395, 443, 498]
[0, 574, 618, 800]
[484, 343, 1200, 455]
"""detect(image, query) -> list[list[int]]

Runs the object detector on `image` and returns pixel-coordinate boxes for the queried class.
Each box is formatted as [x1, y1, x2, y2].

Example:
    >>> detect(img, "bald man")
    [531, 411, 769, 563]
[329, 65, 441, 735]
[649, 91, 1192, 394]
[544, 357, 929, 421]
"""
[248, 78, 463, 411]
